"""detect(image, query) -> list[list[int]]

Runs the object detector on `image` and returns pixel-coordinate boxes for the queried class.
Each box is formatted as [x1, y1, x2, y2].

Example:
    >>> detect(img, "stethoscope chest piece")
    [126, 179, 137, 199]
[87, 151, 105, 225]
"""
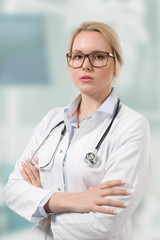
[29, 98, 120, 170]
[84, 152, 99, 167]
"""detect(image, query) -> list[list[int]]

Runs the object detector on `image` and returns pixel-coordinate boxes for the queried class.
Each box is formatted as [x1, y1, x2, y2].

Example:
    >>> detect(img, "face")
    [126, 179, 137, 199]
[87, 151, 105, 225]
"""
[70, 31, 115, 98]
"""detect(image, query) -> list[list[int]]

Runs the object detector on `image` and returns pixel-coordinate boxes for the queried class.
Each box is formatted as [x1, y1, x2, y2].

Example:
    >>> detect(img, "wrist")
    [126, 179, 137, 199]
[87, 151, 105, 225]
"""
[44, 192, 71, 213]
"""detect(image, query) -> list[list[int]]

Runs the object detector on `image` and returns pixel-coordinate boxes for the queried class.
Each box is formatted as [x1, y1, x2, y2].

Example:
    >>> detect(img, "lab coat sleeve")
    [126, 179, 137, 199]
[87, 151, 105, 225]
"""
[32, 191, 55, 218]
[3, 110, 58, 223]
[51, 115, 151, 239]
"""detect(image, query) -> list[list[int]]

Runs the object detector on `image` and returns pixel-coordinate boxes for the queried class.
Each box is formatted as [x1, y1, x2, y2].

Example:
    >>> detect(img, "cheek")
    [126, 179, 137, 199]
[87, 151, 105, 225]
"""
[70, 69, 79, 85]
[97, 69, 113, 83]
[100, 65, 114, 81]
[70, 69, 76, 79]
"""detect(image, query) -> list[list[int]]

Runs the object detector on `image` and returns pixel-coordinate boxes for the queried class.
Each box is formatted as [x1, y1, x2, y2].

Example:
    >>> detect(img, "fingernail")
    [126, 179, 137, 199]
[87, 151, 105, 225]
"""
[122, 202, 129, 207]
[121, 179, 127, 184]
[113, 210, 117, 214]
[113, 209, 121, 214]
[25, 159, 30, 166]
[126, 189, 133, 194]
[34, 157, 38, 163]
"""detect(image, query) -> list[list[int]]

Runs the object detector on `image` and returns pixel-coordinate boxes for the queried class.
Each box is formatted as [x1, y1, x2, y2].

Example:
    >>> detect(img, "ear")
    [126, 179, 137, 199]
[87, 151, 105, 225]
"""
[113, 62, 116, 76]
[112, 73, 116, 81]
[111, 75, 117, 84]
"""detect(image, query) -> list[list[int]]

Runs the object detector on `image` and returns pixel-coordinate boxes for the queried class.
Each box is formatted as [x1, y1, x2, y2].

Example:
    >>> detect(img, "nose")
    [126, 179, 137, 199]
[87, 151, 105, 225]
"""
[82, 55, 93, 70]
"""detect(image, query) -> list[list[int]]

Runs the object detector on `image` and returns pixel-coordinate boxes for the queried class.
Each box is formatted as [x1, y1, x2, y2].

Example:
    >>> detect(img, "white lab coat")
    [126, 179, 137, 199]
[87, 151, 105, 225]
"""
[4, 97, 151, 240]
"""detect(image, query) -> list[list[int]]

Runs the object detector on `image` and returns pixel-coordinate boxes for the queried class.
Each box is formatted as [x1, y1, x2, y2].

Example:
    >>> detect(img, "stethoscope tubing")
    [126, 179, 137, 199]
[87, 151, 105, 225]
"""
[95, 98, 120, 151]
[30, 98, 120, 169]
[30, 121, 66, 169]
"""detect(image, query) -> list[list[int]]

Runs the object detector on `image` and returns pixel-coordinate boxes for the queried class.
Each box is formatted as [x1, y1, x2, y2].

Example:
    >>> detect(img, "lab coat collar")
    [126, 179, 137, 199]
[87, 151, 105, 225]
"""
[97, 89, 117, 115]
[64, 88, 117, 118]
[63, 89, 118, 136]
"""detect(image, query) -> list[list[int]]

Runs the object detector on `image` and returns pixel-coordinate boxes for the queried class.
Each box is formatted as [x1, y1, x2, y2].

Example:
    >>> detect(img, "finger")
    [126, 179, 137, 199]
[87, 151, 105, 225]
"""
[22, 162, 37, 182]
[26, 158, 42, 188]
[21, 169, 32, 184]
[99, 198, 129, 208]
[45, 216, 51, 223]
[94, 205, 118, 215]
[34, 157, 38, 165]
[99, 180, 126, 190]
[101, 187, 132, 197]
[26, 159, 40, 181]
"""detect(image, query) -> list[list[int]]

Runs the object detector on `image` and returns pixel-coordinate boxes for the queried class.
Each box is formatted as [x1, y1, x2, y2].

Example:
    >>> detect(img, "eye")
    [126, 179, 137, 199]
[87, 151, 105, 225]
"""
[72, 53, 83, 60]
[93, 53, 105, 60]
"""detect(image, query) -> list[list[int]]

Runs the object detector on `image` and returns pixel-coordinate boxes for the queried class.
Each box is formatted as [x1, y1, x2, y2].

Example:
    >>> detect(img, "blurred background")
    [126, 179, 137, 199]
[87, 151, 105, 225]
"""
[0, 0, 159, 239]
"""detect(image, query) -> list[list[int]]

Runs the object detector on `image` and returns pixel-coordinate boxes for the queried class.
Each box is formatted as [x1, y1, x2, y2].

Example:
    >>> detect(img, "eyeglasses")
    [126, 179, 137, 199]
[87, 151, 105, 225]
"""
[66, 51, 114, 68]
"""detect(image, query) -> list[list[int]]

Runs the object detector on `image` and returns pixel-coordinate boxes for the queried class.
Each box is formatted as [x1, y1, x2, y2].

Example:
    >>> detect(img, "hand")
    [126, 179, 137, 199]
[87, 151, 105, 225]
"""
[21, 159, 51, 222]
[45, 215, 51, 223]
[21, 158, 42, 188]
[45, 180, 131, 215]
[20, 162, 131, 215]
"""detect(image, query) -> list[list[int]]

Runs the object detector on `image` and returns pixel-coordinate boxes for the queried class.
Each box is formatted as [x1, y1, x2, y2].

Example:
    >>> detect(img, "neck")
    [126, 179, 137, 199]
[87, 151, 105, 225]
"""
[77, 88, 112, 126]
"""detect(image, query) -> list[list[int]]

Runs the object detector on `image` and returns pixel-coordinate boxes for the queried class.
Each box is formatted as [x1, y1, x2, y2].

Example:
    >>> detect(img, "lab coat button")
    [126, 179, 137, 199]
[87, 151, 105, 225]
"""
[60, 150, 63, 153]
[58, 188, 61, 191]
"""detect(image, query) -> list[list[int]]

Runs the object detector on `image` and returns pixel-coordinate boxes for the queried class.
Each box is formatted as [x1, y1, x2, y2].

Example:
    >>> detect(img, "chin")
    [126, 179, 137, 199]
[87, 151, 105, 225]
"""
[78, 87, 96, 95]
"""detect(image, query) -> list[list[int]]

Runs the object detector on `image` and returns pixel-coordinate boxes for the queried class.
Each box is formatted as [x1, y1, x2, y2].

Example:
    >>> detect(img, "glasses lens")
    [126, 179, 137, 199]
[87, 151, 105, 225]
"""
[67, 53, 84, 68]
[89, 52, 108, 67]
[66, 52, 109, 68]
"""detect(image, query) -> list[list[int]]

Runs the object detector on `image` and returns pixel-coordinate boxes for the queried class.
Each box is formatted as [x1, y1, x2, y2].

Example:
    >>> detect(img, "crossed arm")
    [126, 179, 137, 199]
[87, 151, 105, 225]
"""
[21, 158, 130, 216]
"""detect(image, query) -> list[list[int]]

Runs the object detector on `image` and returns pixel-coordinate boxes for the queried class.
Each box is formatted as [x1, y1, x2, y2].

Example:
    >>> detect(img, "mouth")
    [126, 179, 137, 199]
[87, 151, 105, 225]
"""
[80, 76, 94, 82]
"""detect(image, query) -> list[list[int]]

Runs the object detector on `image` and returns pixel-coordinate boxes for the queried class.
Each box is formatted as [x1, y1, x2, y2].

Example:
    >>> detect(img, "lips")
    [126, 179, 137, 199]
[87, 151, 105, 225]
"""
[80, 76, 94, 82]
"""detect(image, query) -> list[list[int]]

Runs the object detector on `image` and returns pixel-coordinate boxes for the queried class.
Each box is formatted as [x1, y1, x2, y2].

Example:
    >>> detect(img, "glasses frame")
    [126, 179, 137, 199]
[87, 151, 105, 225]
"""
[66, 51, 115, 69]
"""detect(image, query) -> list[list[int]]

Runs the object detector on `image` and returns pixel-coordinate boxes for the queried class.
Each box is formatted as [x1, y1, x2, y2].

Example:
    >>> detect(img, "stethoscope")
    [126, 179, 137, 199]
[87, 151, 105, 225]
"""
[31, 98, 120, 169]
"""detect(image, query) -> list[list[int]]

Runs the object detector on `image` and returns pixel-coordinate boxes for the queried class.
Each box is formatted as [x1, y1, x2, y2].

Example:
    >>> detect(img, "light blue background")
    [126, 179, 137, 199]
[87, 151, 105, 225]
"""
[0, 0, 159, 239]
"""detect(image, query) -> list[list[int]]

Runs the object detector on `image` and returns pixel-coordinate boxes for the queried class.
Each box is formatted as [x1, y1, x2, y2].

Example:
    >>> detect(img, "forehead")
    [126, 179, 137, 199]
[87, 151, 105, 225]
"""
[72, 31, 111, 52]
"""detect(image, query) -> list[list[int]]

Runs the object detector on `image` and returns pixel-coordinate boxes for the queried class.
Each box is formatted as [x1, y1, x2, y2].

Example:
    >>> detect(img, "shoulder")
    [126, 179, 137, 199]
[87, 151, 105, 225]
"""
[119, 103, 149, 126]
[35, 107, 65, 136]
[112, 103, 150, 142]
[45, 107, 65, 122]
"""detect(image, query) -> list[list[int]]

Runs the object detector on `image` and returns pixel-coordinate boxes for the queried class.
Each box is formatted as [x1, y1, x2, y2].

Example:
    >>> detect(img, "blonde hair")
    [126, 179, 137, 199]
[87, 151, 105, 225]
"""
[68, 21, 124, 78]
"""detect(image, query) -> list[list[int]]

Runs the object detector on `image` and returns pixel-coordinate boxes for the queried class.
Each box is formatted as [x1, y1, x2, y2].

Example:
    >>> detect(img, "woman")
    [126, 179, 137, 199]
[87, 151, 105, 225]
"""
[4, 22, 151, 240]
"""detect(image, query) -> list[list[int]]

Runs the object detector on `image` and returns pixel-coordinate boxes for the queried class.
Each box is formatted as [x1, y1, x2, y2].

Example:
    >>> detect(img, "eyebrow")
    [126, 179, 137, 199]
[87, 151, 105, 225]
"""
[71, 50, 108, 53]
